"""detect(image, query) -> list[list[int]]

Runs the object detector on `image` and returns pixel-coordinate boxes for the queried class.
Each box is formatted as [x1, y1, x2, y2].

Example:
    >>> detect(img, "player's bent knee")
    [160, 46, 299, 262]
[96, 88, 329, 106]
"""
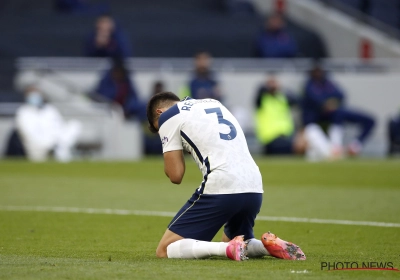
[156, 245, 168, 258]
[156, 229, 184, 258]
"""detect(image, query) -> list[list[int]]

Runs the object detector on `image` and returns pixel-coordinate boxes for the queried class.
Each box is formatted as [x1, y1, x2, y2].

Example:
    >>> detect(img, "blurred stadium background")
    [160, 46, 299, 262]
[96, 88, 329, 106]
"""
[0, 0, 400, 160]
[1, 1, 400, 278]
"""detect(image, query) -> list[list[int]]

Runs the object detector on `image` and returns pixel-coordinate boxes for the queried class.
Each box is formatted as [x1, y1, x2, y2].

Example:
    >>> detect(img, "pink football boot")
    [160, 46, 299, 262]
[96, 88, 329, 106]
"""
[226, 235, 248, 261]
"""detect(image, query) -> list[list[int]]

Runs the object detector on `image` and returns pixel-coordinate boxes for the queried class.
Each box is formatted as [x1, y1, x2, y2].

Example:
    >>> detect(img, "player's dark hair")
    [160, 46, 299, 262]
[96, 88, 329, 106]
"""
[146, 91, 180, 133]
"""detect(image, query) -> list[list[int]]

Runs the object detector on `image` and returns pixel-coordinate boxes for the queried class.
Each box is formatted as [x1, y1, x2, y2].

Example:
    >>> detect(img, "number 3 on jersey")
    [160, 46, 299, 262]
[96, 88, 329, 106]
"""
[205, 107, 237, 140]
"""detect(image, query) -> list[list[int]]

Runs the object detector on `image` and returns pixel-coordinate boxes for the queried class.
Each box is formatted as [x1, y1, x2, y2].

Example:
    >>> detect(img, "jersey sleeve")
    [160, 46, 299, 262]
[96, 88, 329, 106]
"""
[158, 106, 183, 153]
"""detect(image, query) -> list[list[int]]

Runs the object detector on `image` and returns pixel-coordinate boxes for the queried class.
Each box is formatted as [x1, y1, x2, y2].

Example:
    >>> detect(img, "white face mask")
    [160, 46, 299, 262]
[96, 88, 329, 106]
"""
[26, 92, 44, 107]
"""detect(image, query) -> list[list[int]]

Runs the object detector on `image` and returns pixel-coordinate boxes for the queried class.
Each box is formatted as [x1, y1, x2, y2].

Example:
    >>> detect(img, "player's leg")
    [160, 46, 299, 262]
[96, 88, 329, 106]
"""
[55, 120, 82, 162]
[23, 141, 51, 162]
[222, 193, 305, 260]
[221, 231, 270, 258]
[221, 232, 230, 242]
[293, 130, 307, 155]
[156, 228, 184, 258]
[165, 234, 246, 261]
[223, 232, 270, 258]
[340, 108, 375, 155]
[156, 229, 242, 260]
[326, 108, 345, 147]
[328, 124, 344, 148]
[222, 193, 269, 258]
[302, 111, 339, 161]
[304, 123, 337, 161]
[157, 192, 246, 260]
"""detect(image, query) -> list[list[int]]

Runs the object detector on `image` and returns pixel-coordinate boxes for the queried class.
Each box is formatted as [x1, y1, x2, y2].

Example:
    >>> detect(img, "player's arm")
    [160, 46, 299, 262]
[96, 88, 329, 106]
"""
[163, 150, 185, 184]
[158, 107, 185, 184]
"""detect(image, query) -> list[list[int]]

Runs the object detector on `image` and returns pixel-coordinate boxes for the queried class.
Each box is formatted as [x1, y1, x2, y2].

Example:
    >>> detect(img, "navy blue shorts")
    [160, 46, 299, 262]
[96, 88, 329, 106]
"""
[168, 192, 263, 241]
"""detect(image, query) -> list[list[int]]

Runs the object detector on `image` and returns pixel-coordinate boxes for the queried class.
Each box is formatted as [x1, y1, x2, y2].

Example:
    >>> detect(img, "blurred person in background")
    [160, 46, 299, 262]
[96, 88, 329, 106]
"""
[180, 52, 222, 101]
[255, 75, 305, 155]
[16, 86, 82, 162]
[255, 75, 340, 161]
[302, 65, 375, 156]
[152, 81, 165, 96]
[94, 58, 146, 120]
[253, 14, 297, 58]
[84, 14, 131, 58]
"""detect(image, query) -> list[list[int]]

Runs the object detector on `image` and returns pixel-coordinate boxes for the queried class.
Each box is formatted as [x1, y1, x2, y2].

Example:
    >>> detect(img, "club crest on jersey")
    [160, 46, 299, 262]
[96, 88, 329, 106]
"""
[161, 136, 168, 146]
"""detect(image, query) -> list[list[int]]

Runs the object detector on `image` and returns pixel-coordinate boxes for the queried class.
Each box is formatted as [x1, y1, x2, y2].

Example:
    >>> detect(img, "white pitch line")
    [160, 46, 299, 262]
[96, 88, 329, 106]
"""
[1, 205, 400, 228]
[255, 216, 400, 228]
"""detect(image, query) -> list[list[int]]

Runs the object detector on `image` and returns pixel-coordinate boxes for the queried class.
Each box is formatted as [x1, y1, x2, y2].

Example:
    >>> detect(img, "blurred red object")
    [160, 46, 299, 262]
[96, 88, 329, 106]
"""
[275, 0, 286, 14]
[360, 38, 373, 60]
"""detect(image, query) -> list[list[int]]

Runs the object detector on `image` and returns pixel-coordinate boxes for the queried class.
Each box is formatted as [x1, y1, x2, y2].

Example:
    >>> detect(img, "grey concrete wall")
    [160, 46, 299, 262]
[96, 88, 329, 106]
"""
[15, 68, 400, 157]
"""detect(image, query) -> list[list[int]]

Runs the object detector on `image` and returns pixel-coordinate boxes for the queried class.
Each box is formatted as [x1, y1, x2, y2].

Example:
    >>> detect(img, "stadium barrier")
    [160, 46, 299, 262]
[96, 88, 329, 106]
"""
[11, 57, 400, 158]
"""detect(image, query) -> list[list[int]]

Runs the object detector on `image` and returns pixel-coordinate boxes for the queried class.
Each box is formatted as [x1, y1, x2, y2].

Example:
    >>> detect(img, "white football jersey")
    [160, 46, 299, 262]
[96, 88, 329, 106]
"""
[158, 98, 263, 195]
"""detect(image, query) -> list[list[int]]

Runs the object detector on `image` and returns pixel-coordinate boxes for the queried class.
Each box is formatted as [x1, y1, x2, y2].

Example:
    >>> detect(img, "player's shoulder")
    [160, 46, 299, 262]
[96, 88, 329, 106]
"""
[158, 103, 181, 129]
[158, 98, 196, 129]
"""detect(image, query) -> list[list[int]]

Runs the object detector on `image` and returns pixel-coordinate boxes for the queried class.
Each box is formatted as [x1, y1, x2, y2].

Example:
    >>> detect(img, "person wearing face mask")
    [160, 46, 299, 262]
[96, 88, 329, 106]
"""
[255, 76, 306, 155]
[15, 87, 82, 162]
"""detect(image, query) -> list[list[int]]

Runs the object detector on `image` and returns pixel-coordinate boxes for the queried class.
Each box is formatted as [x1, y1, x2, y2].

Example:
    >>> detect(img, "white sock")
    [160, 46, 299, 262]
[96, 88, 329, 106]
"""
[304, 124, 332, 161]
[167, 239, 228, 259]
[328, 125, 343, 147]
[246, 238, 270, 258]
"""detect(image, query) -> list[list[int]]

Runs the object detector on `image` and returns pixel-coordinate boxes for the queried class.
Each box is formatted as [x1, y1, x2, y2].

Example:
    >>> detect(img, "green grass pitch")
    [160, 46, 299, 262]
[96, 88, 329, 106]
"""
[1, 158, 400, 279]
